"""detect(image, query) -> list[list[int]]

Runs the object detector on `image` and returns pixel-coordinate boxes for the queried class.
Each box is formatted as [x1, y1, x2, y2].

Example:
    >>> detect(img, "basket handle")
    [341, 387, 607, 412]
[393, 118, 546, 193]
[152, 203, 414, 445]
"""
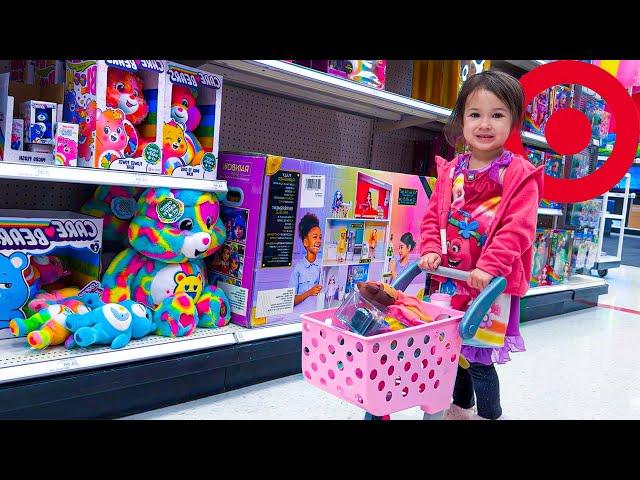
[389, 261, 506, 340]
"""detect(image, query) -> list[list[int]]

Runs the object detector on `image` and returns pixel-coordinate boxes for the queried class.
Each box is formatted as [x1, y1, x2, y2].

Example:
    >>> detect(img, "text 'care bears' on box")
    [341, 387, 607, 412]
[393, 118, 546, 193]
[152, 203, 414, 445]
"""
[161, 62, 223, 180]
[0, 210, 103, 330]
[62, 60, 166, 174]
[207, 152, 435, 328]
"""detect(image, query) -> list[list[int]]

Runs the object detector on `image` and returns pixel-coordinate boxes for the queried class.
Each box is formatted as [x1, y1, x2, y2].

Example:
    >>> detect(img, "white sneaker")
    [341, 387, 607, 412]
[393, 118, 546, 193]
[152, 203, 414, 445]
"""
[443, 404, 477, 420]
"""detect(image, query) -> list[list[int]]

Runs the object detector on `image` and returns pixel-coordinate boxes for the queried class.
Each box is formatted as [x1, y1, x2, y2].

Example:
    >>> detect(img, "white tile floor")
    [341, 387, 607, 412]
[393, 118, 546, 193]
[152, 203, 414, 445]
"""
[125, 265, 640, 420]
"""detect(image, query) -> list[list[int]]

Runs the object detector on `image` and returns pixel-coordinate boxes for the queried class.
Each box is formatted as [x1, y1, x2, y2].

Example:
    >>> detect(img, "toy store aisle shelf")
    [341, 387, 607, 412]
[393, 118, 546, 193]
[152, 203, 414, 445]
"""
[538, 207, 563, 216]
[524, 274, 607, 298]
[0, 325, 247, 385]
[191, 59, 452, 124]
[521, 132, 549, 149]
[234, 322, 302, 344]
[0, 162, 228, 194]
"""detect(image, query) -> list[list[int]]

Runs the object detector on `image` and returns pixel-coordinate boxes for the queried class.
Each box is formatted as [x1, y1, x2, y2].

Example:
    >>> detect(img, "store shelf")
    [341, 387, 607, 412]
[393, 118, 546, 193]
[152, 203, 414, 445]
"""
[598, 155, 640, 164]
[524, 274, 607, 298]
[192, 59, 451, 124]
[234, 322, 302, 343]
[0, 161, 228, 194]
[190, 60, 550, 148]
[0, 324, 246, 385]
[538, 207, 564, 216]
[594, 254, 621, 270]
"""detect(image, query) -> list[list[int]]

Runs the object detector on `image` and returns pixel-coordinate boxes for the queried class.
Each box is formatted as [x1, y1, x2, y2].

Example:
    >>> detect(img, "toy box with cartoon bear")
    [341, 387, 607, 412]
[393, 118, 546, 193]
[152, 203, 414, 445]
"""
[161, 61, 223, 180]
[0, 209, 103, 330]
[62, 60, 165, 174]
[207, 152, 435, 328]
[0, 74, 78, 166]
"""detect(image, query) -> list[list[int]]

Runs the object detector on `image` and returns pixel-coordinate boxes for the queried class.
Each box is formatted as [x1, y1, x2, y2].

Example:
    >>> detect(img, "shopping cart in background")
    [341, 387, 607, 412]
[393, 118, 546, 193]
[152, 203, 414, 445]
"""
[301, 262, 506, 420]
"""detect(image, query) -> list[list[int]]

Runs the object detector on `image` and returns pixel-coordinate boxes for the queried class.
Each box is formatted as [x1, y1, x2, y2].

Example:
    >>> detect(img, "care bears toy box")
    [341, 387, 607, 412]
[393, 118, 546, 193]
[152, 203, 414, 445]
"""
[160, 61, 223, 180]
[0, 210, 103, 330]
[207, 152, 435, 328]
[62, 60, 166, 174]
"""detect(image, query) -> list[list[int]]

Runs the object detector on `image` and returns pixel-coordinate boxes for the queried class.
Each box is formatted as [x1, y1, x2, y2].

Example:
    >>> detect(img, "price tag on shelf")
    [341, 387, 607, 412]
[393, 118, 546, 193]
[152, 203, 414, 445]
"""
[236, 332, 245, 342]
[134, 174, 149, 186]
[34, 165, 51, 178]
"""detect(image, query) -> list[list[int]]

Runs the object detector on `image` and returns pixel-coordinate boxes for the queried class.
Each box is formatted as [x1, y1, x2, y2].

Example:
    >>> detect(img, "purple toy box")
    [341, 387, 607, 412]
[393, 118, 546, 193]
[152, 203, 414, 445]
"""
[208, 152, 435, 328]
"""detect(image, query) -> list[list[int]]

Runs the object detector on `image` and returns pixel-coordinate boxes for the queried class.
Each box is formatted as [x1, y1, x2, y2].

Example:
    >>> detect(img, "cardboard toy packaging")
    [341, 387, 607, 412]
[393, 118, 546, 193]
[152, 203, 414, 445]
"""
[0, 210, 103, 330]
[208, 152, 436, 328]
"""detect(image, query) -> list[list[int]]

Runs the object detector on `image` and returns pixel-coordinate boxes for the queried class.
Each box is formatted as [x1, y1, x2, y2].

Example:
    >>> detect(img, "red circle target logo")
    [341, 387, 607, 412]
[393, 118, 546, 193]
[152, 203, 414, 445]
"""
[505, 60, 640, 203]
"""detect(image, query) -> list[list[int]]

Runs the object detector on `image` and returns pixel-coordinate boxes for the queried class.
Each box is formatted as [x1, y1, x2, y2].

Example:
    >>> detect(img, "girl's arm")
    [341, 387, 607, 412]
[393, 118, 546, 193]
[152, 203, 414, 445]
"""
[476, 173, 542, 278]
[419, 174, 442, 256]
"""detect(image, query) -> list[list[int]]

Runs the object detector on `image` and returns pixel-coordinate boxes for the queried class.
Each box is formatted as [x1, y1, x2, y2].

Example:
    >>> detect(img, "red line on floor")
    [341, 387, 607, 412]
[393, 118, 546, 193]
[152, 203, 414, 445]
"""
[576, 299, 640, 316]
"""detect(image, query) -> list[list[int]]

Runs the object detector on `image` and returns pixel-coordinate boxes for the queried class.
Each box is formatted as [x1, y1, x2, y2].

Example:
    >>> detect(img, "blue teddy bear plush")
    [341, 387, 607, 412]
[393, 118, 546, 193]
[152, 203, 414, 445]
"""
[0, 252, 29, 328]
[65, 293, 156, 349]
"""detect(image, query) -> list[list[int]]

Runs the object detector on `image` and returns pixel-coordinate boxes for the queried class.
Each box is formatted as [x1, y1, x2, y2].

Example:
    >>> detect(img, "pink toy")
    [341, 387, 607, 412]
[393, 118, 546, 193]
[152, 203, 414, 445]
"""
[301, 302, 464, 416]
[54, 123, 79, 166]
[95, 108, 130, 168]
[30, 255, 69, 286]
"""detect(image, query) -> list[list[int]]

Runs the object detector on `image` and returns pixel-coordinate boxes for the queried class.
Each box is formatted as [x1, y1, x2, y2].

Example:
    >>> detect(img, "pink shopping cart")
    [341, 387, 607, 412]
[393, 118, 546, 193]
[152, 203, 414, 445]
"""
[301, 263, 506, 420]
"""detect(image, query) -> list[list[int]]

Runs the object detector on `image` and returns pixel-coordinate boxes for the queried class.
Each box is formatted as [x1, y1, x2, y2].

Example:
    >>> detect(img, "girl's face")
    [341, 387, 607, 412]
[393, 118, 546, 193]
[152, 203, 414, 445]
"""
[303, 226, 322, 255]
[222, 248, 230, 261]
[234, 225, 245, 239]
[231, 259, 238, 269]
[463, 89, 512, 155]
[367, 192, 372, 201]
[398, 241, 411, 260]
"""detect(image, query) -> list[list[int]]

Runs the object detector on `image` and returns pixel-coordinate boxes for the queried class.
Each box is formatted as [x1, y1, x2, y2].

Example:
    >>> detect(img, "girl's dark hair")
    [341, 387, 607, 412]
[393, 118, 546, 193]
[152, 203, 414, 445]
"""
[298, 213, 320, 240]
[444, 70, 524, 146]
[400, 232, 416, 251]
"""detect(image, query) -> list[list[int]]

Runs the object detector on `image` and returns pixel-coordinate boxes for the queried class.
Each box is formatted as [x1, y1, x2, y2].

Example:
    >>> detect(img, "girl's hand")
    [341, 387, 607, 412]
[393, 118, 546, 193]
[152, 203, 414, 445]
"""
[468, 268, 494, 290]
[419, 253, 441, 271]
[308, 284, 323, 297]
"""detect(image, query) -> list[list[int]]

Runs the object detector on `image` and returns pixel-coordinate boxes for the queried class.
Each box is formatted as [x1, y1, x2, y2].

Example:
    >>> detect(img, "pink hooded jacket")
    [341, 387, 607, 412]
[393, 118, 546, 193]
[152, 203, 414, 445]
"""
[419, 153, 544, 297]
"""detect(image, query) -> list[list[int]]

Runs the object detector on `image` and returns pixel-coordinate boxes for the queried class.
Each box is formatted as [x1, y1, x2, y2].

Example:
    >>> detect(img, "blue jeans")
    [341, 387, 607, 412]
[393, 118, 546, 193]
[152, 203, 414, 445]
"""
[452, 363, 502, 420]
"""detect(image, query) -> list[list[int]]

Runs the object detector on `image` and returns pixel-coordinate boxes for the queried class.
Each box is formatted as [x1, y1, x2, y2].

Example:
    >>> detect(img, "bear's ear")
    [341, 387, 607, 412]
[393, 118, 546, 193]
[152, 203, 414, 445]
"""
[10, 252, 28, 271]
[174, 272, 186, 283]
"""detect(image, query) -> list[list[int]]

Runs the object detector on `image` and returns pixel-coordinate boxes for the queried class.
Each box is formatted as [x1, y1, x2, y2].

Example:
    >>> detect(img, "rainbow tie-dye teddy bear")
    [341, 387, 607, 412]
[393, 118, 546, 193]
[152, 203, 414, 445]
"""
[102, 188, 231, 337]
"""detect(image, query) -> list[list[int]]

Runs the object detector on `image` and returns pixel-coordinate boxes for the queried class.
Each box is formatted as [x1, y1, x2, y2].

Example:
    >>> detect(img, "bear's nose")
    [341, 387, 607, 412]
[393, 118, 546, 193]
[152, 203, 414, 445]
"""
[202, 237, 210, 246]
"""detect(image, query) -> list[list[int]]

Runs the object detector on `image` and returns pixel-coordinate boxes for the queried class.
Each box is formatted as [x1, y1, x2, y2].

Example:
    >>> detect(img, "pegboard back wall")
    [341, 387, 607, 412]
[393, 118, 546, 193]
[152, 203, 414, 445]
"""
[218, 61, 432, 174]
[0, 180, 95, 211]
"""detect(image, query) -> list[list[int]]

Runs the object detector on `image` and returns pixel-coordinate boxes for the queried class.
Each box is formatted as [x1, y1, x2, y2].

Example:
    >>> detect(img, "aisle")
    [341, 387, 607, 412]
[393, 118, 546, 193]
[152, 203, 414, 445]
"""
[125, 268, 640, 420]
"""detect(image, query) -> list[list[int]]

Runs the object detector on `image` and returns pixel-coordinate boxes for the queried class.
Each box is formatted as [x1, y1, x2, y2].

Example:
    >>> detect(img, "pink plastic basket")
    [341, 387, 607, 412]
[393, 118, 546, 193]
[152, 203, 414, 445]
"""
[301, 303, 465, 416]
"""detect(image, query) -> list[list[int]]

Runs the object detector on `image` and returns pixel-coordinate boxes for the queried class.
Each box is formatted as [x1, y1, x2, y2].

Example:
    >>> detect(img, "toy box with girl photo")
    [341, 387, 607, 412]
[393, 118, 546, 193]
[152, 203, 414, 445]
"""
[208, 151, 436, 328]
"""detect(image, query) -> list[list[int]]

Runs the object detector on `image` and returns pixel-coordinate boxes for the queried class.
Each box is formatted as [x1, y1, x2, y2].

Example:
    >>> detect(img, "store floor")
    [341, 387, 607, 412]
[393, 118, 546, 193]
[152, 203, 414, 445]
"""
[603, 233, 640, 268]
[125, 266, 640, 420]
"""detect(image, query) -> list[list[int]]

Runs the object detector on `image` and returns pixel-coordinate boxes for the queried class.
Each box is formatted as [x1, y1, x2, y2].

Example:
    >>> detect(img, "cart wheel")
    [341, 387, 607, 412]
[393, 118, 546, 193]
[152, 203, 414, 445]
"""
[598, 269, 608, 278]
[364, 412, 390, 420]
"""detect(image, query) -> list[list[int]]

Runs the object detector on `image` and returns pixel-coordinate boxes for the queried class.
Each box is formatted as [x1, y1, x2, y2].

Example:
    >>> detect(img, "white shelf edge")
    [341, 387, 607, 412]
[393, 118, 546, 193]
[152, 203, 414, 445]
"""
[524, 274, 607, 297]
[0, 331, 237, 385]
[0, 161, 228, 194]
[235, 322, 302, 343]
[538, 207, 563, 216]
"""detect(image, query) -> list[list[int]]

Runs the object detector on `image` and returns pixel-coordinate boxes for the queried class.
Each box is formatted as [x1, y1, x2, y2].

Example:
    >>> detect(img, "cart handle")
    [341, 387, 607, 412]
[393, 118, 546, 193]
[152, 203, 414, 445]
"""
[390, 261, 506, 340]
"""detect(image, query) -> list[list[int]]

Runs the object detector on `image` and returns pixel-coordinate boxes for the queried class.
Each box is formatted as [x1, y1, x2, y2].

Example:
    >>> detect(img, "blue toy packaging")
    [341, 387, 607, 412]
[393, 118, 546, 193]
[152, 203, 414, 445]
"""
[0, 210, 103, 330]
[21, 100, 57, 145]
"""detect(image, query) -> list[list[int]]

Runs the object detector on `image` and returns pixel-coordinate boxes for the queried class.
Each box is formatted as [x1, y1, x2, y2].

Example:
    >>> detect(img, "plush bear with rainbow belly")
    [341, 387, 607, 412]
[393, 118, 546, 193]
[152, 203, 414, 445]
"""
[101, 188, 231, 337]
